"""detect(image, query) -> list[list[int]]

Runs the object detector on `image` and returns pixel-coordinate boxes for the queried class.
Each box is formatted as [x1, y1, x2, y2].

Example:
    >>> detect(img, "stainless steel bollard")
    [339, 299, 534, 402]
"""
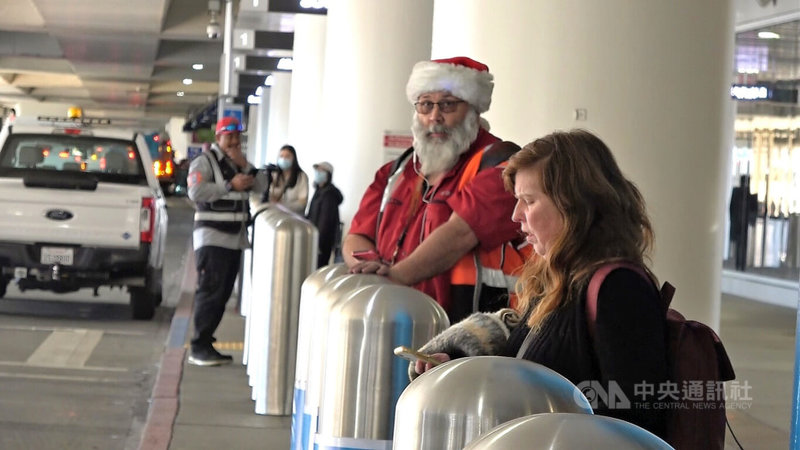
[392, 356, 593, 449]
[247, 203, 316, 416]
[463, 413, 673, 449]
[316, 284, 449, 450]
[241, 202, 270, 366]
[291, 263, 350, 450]
[302, 274, 392, 450]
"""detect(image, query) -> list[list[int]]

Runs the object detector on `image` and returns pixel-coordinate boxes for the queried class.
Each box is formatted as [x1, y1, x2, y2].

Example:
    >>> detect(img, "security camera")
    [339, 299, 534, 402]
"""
[206, 20, 221, 39]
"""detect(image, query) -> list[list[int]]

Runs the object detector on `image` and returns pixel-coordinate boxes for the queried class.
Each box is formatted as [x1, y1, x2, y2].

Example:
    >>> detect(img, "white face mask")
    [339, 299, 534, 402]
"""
[277, 157, 292, 170]
[314, 170, 329, 185]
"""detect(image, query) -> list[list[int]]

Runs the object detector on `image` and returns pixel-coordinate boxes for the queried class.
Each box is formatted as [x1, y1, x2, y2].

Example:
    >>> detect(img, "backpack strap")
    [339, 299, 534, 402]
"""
[586, 262, 651, 337]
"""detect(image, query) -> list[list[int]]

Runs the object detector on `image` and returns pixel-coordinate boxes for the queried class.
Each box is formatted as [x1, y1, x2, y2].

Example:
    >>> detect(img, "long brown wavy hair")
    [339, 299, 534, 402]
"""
[502, 129, 656, 329]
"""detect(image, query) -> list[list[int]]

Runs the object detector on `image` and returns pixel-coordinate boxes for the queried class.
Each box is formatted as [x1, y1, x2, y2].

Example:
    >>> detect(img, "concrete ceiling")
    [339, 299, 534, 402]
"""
[0, 0, 324, 129]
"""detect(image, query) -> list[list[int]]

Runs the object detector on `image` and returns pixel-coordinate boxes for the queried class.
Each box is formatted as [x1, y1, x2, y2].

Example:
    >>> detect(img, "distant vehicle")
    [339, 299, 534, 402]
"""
[0, 115, 168, 319]
[152, 137, 176, 195]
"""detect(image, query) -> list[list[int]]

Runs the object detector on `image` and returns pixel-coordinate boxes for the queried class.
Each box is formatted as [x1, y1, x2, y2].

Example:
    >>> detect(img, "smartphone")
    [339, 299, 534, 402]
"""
[352, 249, 381, 262]
[393, 346, 441, 366]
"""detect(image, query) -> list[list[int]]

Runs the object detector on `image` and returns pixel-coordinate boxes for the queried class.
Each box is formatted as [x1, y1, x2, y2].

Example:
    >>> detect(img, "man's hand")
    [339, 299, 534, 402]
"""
[229, 173, 254, 191]
[348, 259, 391, 276]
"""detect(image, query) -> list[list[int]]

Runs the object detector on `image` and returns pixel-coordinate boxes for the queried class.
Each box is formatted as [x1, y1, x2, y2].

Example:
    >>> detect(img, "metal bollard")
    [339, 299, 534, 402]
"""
[247, 203, 316, 416]
[301, 274, 392, 450]
[392, 356, 593, 449]
[315, 284, 449, 450]
[291, 263, 350, 450]
[463, 413, 672, 449]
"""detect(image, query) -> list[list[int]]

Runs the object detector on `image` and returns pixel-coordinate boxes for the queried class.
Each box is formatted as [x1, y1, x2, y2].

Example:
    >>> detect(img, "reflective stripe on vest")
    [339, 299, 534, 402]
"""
[194, 211, 248, 222]
[194, 150, 249, 232]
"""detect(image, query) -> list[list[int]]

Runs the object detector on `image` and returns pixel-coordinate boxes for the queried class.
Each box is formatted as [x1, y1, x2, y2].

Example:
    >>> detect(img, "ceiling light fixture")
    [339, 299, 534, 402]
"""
[248, 95, 262, 105]
[255, 86, 264, 96]
[264, 75, 274, 86]
[299, 0, 327, 9]
[192, 63, 204, 70]
[757, 31, 780, 39]
[277, 58, 293, 70]
[183, 78, 193, 85]
[177, 91, 185, 97]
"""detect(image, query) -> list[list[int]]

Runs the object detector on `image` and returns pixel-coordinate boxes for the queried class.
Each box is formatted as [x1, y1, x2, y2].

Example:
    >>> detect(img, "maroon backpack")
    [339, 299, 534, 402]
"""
[586, 263, 736, 450]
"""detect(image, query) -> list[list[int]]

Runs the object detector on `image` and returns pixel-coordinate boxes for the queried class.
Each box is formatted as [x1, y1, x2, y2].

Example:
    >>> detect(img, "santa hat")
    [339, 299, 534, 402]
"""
[406, 56, 494, 114]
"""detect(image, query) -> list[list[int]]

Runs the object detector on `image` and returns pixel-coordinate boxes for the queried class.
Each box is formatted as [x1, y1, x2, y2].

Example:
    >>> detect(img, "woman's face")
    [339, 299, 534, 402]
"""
[511, 165, 564, 258]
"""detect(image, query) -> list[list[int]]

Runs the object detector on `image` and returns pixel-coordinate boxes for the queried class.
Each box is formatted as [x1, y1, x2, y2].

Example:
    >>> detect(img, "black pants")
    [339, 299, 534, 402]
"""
[191, 246, 242, 352]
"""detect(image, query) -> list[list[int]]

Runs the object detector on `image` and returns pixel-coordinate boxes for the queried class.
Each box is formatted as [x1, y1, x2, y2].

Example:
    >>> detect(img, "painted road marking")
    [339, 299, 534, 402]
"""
[26, 329, 104, 368]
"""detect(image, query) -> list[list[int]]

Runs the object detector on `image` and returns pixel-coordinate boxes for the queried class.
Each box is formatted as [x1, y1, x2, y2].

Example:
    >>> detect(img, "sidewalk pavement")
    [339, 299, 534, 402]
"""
[138, 252, 291, 450]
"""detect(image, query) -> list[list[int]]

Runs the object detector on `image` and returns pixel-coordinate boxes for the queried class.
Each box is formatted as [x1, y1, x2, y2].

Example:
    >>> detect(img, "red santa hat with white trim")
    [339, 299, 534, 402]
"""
[405, 56, 494, 114]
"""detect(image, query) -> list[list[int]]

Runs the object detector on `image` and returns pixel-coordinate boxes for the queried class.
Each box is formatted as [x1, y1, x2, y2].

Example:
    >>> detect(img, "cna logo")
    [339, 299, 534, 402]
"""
[575, 380, 631, 409]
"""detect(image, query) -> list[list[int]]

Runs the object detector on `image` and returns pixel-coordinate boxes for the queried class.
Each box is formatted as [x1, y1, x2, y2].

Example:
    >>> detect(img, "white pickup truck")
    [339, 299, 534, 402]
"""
[0, 115, 168, 319]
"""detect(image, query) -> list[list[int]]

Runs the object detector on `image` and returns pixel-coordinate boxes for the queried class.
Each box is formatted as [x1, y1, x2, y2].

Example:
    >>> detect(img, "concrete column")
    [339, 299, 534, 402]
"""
[253, 89, 271, 167]
[320, 0, 434, 229]
[431, 0, 734, 328]
[288, 14, 327, 172]
[265, 72, 292, 167]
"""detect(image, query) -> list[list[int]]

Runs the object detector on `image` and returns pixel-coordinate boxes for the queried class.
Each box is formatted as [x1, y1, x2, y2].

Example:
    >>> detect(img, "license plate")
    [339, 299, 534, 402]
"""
[41, 247, 74, 265]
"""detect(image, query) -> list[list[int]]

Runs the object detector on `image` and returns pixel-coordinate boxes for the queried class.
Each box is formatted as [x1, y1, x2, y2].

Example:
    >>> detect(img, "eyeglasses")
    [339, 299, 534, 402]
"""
[413, 100, 465, 114]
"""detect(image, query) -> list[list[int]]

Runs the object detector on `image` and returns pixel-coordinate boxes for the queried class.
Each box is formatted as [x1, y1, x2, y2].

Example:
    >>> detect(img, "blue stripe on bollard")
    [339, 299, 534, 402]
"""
[292, 387, 306, 450]
[389, 310, 414, 440]
[790, 279, 800, 449]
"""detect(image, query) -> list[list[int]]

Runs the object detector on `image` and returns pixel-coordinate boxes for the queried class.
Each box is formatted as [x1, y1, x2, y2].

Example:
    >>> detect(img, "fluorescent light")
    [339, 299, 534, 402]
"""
[182, 78, 193, 85]
[757, 31, 780, 39]
[299, 0, 327, 8]
[176, 91, 185, 97]
[264, 75, 274, 86]
[192, 63, 204, 70]
[277, 58, 293, 70]
[266, 49, 293, 58]
[248, 95, 262, 104]
[255, 86, 264, 96]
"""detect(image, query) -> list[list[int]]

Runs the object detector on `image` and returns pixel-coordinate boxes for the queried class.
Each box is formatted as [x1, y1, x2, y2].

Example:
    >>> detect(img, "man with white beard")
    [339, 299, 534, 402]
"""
[343, 57, 529, 322]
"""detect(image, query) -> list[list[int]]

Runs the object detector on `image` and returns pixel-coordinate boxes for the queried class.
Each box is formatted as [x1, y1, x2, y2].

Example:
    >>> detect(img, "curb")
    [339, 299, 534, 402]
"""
[138, 246, 196, 450]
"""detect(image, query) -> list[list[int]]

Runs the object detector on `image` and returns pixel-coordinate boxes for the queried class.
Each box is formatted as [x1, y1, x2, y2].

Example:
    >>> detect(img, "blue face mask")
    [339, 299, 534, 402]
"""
[277, 157, 292, 171]
[314, 170, 328, 185]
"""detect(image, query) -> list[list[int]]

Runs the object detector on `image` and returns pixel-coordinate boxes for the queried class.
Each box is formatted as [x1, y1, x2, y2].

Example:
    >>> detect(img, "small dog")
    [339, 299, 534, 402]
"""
[409, 308, 521, 380]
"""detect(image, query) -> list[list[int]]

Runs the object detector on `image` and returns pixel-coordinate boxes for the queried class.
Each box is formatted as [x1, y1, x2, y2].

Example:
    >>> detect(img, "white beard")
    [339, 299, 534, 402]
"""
[411, 109, 480, 176]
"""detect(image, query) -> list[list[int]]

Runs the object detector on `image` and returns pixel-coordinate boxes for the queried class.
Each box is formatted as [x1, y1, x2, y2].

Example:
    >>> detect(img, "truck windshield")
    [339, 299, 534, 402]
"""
[0, 134, 145, 178]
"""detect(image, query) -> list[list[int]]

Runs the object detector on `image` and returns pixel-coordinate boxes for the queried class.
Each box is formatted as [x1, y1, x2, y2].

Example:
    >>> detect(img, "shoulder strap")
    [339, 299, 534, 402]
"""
[376, 147, 415, 240]
[478, 141, 521, 171]
[586, 262, 651, 337]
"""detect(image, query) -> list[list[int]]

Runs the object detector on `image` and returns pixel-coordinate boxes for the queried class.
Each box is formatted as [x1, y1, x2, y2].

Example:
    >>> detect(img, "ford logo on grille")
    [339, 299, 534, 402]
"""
[45, 209, 74, 221]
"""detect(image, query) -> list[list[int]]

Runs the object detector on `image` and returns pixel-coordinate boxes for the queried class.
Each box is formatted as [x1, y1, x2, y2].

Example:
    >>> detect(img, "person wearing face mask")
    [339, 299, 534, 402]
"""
[306, 161, 343, 268]
[267, 144, 309, 215]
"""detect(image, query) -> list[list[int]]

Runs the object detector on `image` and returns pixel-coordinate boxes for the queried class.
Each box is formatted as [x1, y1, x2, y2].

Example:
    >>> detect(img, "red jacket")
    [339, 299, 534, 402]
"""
[349, 128, 520, 313]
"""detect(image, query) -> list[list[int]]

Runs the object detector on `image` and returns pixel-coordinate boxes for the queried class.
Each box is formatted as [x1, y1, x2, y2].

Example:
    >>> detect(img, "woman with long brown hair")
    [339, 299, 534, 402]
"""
[412, 129, 668, 437]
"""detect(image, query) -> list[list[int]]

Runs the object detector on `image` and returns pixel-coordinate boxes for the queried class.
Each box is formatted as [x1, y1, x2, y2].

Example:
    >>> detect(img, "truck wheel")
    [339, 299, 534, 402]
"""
[129, 266, 162, 320]
[130, 287, 155, 320]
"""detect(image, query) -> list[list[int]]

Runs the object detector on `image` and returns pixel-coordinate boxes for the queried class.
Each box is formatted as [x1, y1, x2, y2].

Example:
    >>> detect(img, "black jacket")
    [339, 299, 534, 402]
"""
[306, 182, 343, 267]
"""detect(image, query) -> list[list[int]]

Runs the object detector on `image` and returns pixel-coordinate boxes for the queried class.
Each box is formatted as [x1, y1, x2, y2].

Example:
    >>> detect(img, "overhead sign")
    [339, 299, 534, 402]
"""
[731, 84, 798, 103]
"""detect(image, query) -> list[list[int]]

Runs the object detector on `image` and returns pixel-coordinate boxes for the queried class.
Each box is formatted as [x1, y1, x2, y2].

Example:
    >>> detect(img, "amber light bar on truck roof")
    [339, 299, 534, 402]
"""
[36, 116, 113, 126]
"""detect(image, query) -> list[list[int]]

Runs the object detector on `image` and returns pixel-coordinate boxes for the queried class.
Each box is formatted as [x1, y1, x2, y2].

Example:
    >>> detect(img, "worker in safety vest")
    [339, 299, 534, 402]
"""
[187, 117, 267, 366]
[344, 57, 530, 323]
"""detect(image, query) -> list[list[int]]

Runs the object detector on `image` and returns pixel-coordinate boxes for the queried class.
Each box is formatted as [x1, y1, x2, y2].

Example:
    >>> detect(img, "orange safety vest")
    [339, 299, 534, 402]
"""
[449, 146, 531, 310]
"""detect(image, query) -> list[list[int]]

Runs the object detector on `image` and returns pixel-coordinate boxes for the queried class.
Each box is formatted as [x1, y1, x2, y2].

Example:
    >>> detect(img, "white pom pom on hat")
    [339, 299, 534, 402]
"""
[405, 56, 494, 114]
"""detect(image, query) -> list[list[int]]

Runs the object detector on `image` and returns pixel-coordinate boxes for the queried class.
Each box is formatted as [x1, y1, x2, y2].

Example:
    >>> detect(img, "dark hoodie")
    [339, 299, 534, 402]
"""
[306, 182, 344, 267]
